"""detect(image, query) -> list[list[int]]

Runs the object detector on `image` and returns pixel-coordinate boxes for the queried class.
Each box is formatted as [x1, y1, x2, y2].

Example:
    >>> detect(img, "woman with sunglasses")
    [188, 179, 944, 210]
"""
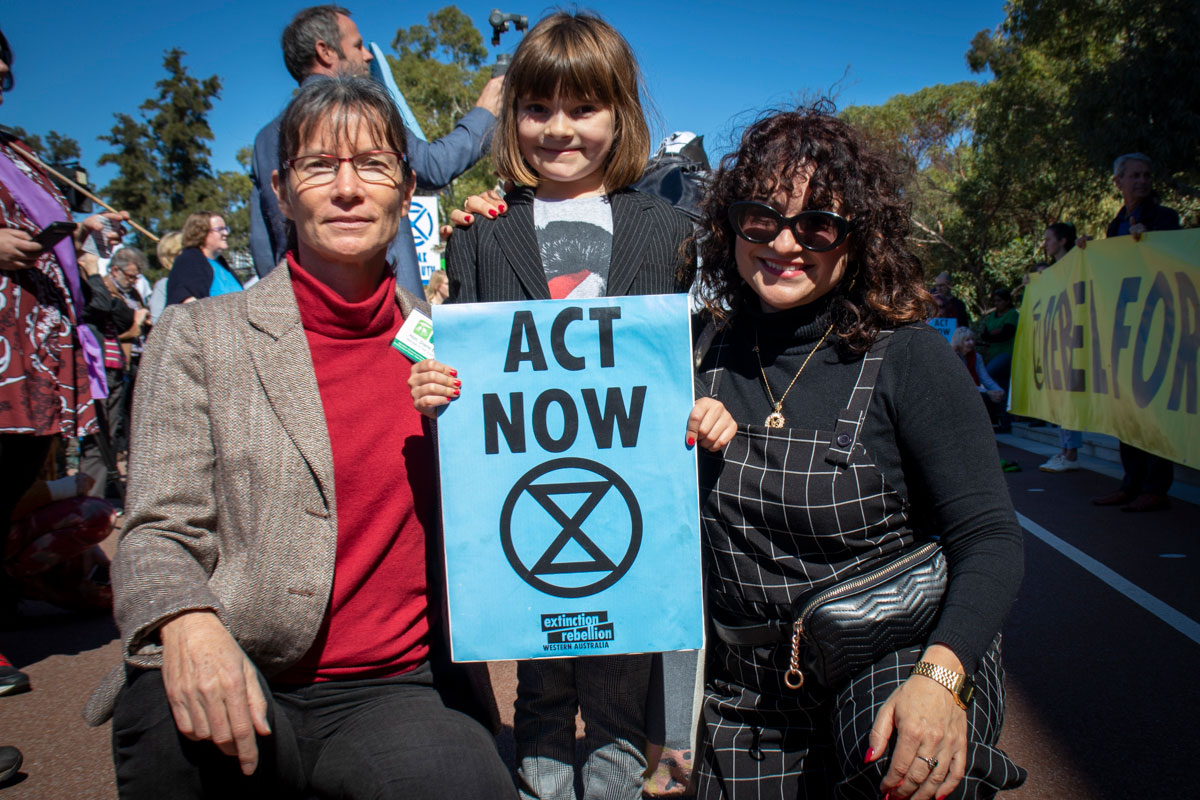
[683, 107, 1025, 800]
[165, 210, 242, 306]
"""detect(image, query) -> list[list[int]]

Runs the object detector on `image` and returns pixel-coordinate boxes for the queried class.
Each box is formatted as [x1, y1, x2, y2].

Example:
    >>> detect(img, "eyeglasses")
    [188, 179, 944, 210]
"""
[728, 201, 851, 252]
[209, 226, 231, 235]
[284, 151, 404, 186]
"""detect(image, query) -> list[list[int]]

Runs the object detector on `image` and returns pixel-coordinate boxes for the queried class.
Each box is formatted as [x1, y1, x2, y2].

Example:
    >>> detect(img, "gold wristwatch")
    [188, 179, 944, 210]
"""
[911, 661, 975, 710]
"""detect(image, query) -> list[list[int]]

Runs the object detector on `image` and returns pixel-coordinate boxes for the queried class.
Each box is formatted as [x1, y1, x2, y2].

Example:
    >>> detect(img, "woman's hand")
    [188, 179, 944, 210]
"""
[408, 358, 461, 418]
[160, 611, 271, 776]
[867, 644, 968, 800]
[986, 389, 1005, 405]
[0, 228, 43, 270]
[73, 210, 130, 255]
[686, 397, 736, 452]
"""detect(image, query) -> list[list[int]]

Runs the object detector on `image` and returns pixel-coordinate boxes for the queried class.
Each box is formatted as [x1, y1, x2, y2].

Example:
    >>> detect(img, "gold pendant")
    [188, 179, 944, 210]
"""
[765, 410, 786, 428]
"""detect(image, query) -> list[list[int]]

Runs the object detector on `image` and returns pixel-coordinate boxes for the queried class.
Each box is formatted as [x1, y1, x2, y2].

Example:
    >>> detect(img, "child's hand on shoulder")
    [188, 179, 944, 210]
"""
[686, 398, 736, 452]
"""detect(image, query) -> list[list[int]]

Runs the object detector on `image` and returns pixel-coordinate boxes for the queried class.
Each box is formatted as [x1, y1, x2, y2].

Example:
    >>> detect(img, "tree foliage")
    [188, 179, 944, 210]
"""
[844, 0, 1199, 314]
[841, 83, 981, 282]
[8, 127, 81, 164]
[389, 6, 497, 219]
[98, 49, 251, 250]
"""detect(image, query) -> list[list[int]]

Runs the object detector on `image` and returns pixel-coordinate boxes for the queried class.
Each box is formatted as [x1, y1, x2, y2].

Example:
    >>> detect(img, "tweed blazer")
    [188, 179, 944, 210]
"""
[445, 185, 691, 302]
[87, 265, 495, 726]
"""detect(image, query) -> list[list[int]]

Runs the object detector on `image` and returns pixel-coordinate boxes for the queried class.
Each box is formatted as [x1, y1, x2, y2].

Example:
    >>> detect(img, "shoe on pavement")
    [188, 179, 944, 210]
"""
[1092, 490, 1135, 506]
[0, 655, 30, 698]
[1039, 454, 1064, 472]
[1040, 455, 1080, 473]
[1121, 493, 1170, 513]
[0, 745, 21, 784]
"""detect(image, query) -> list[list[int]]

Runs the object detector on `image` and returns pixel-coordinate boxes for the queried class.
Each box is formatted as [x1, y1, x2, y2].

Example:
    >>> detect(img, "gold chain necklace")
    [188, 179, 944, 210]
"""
[752, 324, 834, 428]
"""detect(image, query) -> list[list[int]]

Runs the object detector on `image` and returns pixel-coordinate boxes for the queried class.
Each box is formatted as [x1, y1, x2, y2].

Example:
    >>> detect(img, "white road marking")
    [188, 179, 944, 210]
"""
[1017, 512, 1200, 646]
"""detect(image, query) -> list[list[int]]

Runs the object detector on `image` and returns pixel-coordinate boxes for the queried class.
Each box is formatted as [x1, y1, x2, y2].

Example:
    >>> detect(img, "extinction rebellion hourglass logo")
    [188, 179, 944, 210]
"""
[500, 457, 643, 651]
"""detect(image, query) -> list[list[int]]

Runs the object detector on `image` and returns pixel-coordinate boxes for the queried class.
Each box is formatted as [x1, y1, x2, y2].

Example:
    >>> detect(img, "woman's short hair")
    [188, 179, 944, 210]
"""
[492, 12, 650, 192]
[276, 76, 410, 179]
[181, 212, 219, 250]
[1046, 222, 1076, 252]
[156, 231, 184, 271]
[687, 104, 933, 353]
[950, 326, 973, 354]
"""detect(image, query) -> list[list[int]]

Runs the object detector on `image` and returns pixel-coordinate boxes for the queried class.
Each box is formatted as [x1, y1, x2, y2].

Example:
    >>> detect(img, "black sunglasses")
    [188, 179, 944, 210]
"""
[728, 201, 851, 252]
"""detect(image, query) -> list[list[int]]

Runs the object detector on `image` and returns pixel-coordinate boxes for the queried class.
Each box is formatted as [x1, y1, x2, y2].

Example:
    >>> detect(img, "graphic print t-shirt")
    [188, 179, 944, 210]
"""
[533, 195, 613, 299]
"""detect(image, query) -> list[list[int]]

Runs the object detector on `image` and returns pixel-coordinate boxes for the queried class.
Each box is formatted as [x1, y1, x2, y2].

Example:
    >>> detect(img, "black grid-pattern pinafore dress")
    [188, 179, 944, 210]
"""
[693, 328, 1024, 800]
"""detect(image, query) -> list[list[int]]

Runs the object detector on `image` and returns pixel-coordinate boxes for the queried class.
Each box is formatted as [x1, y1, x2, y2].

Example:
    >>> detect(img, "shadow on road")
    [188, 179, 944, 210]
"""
[0, 602, 118, 667]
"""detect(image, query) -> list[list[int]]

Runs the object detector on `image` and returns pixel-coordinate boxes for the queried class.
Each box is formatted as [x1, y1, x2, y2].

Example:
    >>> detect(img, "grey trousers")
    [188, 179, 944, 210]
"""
[513, 654, 651, 800]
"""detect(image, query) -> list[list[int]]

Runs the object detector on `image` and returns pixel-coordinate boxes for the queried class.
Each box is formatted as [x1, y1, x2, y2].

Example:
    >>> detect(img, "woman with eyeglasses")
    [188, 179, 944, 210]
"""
[165, 210, 242, 305]
[682, 106, 1025, 800]
[102, 77, 512, 798]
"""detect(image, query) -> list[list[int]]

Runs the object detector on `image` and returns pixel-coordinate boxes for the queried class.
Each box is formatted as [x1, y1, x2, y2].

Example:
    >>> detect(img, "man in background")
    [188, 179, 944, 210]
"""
[250, 5, 502, 294]
[1084, 152, 1181, 512]
[932, 271, 971, 328]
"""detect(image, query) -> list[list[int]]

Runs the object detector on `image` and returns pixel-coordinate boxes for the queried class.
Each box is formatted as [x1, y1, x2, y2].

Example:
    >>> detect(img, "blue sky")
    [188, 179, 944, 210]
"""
[2, 1, 1003, 189]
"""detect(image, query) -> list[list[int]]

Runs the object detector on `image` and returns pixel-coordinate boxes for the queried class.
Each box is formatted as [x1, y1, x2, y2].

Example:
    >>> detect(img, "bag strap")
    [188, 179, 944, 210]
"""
[825, 331, 893, 467]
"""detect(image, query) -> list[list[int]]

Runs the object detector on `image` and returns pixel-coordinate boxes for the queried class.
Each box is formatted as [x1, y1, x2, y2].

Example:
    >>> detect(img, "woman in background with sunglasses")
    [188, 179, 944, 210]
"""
[683, 106, 1025, 800]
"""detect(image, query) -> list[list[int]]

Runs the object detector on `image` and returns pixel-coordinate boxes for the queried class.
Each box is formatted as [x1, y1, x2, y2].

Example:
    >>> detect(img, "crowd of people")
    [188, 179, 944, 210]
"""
[0, 3, 1189, 798]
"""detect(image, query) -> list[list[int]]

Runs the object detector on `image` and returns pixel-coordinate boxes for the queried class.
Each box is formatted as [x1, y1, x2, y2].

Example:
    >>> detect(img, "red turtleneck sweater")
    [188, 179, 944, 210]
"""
[276, 254, 435, 682]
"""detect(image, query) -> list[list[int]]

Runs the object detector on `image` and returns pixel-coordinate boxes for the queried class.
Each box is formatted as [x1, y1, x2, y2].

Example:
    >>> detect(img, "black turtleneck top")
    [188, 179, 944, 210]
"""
[696, 297, 1023, 674]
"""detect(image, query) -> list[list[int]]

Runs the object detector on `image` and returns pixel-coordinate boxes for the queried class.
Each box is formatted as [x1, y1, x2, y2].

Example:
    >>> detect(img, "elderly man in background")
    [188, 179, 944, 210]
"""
[1082, 152, 1181, 512]
[932, 271, 971, 328]
[249, 4, 502, 294]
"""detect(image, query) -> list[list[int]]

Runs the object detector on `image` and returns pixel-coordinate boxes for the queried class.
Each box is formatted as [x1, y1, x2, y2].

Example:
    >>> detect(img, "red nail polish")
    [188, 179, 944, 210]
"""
[453, 388, 460, 396]
[499, 204, 507, 213]
[488, 209, 497, 217]
[453, 379, 462, 387]
[864, 747, 875, 763]
[687, 437, 696, 446]
[464, 214, 473, 223]
[449, 369, 458, 377]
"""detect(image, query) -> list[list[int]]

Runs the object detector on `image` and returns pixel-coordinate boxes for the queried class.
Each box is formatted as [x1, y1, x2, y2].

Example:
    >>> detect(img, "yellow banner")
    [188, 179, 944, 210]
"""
[1010, 229, 1200, 467]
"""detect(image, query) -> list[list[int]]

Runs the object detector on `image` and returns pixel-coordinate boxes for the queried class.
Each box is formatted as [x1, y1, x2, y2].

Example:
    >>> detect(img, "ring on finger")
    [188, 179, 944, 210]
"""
[916, 755, 938, 770]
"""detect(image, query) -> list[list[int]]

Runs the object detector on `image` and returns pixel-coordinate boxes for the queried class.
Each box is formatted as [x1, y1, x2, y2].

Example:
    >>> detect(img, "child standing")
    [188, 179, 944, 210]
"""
[427, 12, 722, 799]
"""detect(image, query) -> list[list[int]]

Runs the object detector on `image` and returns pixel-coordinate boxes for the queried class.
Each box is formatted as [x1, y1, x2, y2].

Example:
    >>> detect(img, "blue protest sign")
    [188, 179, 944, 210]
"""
[433, 295, 704, 661]
[927, 317, 956, 342]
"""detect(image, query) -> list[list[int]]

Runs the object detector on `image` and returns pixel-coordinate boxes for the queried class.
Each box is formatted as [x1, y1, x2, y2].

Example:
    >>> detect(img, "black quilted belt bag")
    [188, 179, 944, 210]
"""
[712, 541, 947, 691]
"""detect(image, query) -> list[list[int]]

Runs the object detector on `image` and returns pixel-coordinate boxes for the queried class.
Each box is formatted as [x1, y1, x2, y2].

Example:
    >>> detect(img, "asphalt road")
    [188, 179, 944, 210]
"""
[0, 439, 1196, 798]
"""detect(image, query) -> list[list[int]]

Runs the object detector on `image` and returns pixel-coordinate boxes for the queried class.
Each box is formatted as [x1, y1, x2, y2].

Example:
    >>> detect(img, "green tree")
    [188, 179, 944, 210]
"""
[140, 48, 224, 219]
[966, 0, 1200, 241]
[389, 6, 497, 220]
[7, 126, 43, 154]
[97, 113, 166, 237]
[842, 83, 982, 287]
[98, 49, 251, 249]
[43, 131, 81, 164]
[214, 147, 254, 251]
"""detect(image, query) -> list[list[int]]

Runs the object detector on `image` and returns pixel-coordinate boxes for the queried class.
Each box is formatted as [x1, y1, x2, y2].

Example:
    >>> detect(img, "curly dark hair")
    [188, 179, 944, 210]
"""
[684, 104, 934, 353]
